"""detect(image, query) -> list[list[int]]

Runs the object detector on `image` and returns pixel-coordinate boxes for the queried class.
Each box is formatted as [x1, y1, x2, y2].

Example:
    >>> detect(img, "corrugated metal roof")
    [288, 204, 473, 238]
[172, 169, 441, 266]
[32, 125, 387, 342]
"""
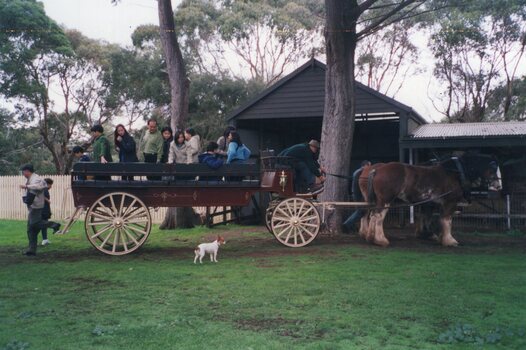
[410, 122, 526, 138]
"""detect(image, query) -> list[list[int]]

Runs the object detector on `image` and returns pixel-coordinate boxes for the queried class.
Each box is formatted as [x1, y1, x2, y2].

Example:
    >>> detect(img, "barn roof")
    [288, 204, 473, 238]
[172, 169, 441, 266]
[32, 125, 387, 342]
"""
[400, 121, 526, 149]
[226, 58, 427, 124]
[410, 122, 526, 138]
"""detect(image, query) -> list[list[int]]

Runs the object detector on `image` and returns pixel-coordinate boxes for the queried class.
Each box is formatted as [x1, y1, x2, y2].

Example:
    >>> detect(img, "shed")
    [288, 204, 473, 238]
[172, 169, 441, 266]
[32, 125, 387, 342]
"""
[226, 58, 427, 168]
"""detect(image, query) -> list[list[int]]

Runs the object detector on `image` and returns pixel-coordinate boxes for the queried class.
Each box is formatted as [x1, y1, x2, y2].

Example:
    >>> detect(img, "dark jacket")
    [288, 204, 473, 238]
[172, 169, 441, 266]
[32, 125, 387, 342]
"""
[116, 133, 138, 163]
[161, 136, 173, 164]
[351, 167, 364, 201]
[279, 143, 321, 177]
[198, 152, 224, 169]
[42, 189, 51, 220]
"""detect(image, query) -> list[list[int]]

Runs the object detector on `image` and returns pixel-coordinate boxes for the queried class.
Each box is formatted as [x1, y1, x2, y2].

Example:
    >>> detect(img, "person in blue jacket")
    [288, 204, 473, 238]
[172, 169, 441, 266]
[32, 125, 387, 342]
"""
[198, 142, 224, 181]
[226, 131, 251, 164]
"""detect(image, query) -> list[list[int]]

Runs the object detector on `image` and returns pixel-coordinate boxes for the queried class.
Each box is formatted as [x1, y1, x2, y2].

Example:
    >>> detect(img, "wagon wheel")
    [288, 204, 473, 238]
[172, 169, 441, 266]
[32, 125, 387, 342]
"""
[85, 192, 152, 256]
[271, 197, 320, 248]
[265, 199, 281, 233]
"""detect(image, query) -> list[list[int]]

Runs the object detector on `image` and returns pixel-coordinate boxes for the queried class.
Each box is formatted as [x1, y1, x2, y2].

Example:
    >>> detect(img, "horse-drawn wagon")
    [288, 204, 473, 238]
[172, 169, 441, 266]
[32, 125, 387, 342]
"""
[65, 158, 339, 256]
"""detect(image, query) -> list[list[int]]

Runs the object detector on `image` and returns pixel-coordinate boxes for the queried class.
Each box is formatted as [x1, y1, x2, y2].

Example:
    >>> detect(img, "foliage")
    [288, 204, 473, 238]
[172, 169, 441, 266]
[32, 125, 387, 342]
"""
[0, 1, 124, 173]
[175, 0, 324, 85]
[429, 0, 526, 122]
[187, 73, 264, 142]
[355, 22, 420, 96]
[0, 221, 526, 349]
[0, 109, 55, 175]
[485, 76, 526, 121]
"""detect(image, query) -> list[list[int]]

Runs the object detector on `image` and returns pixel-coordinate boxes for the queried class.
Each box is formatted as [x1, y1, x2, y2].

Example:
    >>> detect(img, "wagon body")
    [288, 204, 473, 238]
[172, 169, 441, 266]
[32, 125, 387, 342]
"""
[67, 162, 325, 255]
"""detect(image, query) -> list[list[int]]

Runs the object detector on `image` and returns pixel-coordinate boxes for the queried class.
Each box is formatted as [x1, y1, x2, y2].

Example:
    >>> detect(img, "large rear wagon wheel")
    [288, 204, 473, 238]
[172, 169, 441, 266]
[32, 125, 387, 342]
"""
[271, 197, 320, 248]
[85, 192, 151, 256]
[265, 199, 281, 233]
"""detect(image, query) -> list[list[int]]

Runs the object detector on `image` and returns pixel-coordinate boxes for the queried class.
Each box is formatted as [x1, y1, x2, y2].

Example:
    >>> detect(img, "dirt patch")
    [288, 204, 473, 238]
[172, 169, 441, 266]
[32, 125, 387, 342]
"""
[69, 276, 117, 291]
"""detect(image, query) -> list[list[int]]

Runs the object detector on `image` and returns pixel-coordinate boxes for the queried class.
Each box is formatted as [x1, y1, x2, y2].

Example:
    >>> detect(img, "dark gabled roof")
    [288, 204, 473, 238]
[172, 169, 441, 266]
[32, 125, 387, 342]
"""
[410, 122, 526, 138]
[226, 58, 427, 124]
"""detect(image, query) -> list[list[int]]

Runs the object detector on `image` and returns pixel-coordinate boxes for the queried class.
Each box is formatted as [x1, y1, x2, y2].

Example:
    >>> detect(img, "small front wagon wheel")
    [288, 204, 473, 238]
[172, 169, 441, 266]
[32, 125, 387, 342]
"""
[271, 197, 320, 247]
[85, 192, 152, 256]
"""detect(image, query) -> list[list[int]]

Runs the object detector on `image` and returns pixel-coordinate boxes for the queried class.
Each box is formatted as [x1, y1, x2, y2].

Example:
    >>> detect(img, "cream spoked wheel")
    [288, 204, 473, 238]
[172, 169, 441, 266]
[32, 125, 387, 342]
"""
[270, 197, 320, 247]
[265, 200, 281, 233]
[85, 192, 152, 256]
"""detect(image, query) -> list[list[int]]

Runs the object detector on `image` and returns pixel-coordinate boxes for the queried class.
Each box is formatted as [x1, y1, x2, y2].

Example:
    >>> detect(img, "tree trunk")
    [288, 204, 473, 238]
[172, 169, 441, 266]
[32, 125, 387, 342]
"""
[158, 0, 188, 132]
[319, 0, 359, 233]
[157, 0, 194, 229]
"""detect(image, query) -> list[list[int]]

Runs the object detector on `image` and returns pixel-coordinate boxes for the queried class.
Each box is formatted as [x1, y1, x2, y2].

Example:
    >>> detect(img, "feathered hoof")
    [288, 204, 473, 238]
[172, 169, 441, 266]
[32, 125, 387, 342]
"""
[442, 238, 459, 247]
[374, 237, 390, 247]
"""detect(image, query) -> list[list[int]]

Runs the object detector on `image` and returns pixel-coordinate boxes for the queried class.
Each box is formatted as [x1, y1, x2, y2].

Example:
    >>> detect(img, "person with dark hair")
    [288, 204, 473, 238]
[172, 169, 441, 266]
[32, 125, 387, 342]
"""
[72, 146, 91, 162]
[139, 119, 163, 180]
[199, 142, 223, 168]
[342, 160, 372, 233]
[217, 126, 236, 156]
[160, 126, 173, 164]
[168, 130, 188, 164]
[279, 140, 325, 193]
[19, 165, 60, 256]
[114, 124, 138, 163]
[114, 124, 138, 181]
[41, 178, 59, 246]
[91, 124, 112, 180]
[226, 131, 251, 164]
[91, 124, 112, 164]
[185, 127, 201, 163]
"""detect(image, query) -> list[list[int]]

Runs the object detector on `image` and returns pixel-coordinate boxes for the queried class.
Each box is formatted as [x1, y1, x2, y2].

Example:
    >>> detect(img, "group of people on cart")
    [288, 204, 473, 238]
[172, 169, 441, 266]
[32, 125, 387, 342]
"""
[71, 120, 252, 172]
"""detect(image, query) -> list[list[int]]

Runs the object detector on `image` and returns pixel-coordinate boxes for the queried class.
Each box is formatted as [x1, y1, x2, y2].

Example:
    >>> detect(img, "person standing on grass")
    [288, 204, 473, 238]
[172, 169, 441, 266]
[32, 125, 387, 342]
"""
[19, 164, 60, 256]
[41, 178, 57, 246]
[139, 119, 164, 180]
[342, 160, 372, 234]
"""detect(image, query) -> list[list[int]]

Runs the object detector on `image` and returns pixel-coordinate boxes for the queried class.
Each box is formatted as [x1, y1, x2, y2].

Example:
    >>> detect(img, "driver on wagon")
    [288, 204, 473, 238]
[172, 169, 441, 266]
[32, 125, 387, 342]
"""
[279, 140, 326, 194]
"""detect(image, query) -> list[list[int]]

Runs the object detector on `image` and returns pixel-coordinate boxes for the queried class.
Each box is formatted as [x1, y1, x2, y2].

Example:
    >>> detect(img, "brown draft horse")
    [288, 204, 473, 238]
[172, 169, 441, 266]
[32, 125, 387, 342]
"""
[358, 154, 502, 247]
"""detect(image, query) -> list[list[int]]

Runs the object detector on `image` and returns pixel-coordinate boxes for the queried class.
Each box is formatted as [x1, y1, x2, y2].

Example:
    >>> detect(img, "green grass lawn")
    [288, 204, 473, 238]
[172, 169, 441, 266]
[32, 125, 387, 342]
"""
[0, 220, 525, 350]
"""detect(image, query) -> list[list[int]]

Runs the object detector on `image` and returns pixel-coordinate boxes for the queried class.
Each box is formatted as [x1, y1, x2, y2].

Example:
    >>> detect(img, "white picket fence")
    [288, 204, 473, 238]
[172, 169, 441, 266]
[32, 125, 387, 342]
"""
[0, 175, 209, 224]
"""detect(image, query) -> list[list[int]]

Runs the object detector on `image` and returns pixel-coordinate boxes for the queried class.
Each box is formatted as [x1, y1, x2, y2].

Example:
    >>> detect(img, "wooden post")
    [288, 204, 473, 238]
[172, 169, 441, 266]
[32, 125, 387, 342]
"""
[506, 194, 511, 230]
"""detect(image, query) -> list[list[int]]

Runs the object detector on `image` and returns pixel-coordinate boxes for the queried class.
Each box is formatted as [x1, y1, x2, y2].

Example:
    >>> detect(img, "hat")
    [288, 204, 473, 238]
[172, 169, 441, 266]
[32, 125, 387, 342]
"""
[308, 140, 320, 149]
[20, 164, 34, 172]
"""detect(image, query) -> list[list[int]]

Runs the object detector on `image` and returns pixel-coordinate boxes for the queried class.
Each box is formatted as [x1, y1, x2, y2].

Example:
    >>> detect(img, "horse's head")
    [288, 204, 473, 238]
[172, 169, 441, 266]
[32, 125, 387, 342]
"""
[460, 154, 502, 192]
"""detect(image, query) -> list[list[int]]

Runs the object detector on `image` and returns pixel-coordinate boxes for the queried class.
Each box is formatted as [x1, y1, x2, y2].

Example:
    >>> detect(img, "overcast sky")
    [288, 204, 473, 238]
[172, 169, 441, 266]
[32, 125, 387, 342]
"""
[40, 0, 442, 122]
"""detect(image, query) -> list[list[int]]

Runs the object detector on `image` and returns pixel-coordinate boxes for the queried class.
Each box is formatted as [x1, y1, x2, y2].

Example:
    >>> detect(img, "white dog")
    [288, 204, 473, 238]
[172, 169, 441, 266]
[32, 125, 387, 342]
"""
[194, 235, 226, 264]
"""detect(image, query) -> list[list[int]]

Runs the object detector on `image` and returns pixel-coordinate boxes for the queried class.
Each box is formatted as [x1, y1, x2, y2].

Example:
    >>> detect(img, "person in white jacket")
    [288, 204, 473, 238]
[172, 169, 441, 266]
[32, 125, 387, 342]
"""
[184, 128, 201, 164]
[19, 164, 60, 256]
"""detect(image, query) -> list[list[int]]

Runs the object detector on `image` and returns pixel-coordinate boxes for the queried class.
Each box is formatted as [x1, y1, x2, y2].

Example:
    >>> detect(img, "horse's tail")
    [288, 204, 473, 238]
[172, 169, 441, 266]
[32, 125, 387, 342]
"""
[367, 169, 377, 204]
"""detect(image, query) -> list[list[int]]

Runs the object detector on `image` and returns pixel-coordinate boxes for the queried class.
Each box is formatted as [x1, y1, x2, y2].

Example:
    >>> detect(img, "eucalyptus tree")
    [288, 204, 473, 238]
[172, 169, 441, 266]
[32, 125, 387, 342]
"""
[320, 0, 440, 231]
[429, 0, 526, 122]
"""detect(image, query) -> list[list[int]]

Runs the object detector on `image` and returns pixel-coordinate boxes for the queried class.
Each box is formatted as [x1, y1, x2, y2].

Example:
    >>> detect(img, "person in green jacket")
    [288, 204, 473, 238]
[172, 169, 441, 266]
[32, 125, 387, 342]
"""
[139, 119, 164, 180]
[90, 124, 113, 180]
[279, 140, 326, 193]
[91, 124, 113, 163]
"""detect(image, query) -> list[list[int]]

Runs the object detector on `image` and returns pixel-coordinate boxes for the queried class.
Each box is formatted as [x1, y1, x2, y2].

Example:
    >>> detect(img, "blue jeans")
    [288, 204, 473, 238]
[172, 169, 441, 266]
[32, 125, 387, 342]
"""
[343, 192, 365, 230]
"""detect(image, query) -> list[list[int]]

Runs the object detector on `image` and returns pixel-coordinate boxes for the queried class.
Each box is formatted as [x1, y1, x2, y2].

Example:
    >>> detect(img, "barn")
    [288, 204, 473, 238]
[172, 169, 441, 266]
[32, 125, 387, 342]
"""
[226, 58, 426, 169]
[226, 58, 526, 230]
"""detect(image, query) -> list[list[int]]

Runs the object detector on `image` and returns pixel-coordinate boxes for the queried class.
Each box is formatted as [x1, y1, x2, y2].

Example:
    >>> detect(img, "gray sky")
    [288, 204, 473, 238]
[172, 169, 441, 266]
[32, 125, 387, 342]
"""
[40, 0, 442, 121]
